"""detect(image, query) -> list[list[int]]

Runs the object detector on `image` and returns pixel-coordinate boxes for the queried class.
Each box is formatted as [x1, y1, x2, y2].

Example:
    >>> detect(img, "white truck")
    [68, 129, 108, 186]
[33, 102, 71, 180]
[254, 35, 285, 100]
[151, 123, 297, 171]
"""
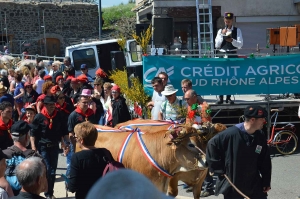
[64, 39, 143, 79]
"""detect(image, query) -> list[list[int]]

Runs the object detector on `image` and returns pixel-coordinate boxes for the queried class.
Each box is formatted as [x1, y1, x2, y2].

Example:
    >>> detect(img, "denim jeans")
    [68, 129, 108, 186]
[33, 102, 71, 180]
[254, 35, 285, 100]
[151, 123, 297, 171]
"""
[66, 142, 74, 176]
[98, 111, 106, 125]
[38, 143, 59, 197]
[202, 174, 214, 192]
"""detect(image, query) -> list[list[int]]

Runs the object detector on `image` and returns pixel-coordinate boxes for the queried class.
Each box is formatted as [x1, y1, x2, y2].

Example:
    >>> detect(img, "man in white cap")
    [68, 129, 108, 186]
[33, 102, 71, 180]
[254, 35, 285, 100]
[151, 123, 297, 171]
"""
[158, 85, 186, 121]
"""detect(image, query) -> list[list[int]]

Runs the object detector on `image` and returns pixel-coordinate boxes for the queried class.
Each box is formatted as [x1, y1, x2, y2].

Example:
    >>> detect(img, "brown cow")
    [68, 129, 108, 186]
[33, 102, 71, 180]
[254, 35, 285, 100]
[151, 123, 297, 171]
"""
[85, 125, 207, 195]
[115, 119, 227, 199]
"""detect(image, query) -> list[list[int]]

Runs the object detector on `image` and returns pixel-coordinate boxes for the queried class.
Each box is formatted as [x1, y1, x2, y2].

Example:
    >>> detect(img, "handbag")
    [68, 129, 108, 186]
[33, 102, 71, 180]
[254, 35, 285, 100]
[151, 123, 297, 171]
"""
[102, 149, 124, 176]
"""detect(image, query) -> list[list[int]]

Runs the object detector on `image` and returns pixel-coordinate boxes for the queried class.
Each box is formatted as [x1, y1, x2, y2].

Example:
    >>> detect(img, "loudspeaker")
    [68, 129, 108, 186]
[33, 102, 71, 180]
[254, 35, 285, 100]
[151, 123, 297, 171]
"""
[110, 51, 126, 71]
[266, 28, 280, 45]
[153, 18, 174, 46]
[136, 24, 151, 37]
[280, 27, 297, 46]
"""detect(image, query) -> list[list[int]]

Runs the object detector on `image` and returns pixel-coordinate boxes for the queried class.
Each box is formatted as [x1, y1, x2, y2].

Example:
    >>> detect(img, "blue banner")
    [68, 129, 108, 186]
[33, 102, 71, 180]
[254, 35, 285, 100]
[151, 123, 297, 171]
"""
[143, 55, 300, 95]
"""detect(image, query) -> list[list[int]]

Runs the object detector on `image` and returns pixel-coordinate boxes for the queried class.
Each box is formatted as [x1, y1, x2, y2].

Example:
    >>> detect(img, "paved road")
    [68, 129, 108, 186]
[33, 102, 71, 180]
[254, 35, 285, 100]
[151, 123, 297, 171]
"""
[52, 147, 300, 199]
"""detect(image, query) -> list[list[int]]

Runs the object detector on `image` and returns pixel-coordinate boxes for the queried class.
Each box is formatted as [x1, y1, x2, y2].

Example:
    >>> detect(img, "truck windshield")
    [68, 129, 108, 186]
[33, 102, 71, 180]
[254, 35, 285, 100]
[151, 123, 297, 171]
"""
[72, 48, 96, 71]
[129, 41, 142, 62]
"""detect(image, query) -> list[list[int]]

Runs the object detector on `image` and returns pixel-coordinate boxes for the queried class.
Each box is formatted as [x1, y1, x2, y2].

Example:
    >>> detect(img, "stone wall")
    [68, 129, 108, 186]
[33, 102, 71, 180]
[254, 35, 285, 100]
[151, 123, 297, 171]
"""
[0, 1, 99, 56]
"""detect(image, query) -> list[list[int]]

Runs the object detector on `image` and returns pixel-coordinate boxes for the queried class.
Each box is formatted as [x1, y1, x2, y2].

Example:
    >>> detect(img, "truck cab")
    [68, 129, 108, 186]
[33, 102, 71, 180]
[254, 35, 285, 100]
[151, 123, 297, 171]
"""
[65, 39, 142, 79]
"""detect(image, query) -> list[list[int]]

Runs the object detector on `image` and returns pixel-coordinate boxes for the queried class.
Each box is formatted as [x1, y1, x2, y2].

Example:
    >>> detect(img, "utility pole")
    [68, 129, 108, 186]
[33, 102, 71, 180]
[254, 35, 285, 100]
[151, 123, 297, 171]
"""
[98, 0, 102, 40]
[4, 12, 8, 45]
[42, 10, 47, 56]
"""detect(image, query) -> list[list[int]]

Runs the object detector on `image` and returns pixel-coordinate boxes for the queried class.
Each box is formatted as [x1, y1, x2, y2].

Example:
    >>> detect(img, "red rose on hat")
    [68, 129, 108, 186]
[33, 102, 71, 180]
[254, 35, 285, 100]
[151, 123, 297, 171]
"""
[111, 85, 121, 93]
[77, 74, 88, 83]
[24, 82, 32, 87]
[71, 78, 78, 83]
[96, 68, 107, 78]
[56, 75, 64, 83]
[44, 75, 52, 81]
[50, 85, 61, 94]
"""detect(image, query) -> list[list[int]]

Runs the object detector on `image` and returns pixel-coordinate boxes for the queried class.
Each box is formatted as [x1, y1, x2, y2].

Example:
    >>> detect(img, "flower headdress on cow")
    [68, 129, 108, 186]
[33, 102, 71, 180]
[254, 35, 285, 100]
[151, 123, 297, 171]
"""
[187, 103, 211, 126]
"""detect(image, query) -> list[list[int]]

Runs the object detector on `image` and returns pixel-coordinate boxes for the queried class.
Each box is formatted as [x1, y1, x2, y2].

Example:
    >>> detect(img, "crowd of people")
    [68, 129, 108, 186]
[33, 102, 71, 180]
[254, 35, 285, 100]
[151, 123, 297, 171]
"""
[0, 10, 273, 199]
[0, 55, 134, 199]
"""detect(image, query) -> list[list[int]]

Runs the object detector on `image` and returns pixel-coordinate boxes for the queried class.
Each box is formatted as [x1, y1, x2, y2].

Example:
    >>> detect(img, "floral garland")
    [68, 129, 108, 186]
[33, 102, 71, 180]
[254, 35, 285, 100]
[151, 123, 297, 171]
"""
[188, 103, 212, 121]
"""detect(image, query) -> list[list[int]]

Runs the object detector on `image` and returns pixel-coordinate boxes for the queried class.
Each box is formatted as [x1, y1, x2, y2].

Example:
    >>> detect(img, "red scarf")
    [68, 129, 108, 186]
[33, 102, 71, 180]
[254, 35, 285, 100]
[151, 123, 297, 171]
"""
[55, 102, 70, 114]
[0, 118, 13, 133]
[41, 107, 58, 129]
[75, 106, 94, 121]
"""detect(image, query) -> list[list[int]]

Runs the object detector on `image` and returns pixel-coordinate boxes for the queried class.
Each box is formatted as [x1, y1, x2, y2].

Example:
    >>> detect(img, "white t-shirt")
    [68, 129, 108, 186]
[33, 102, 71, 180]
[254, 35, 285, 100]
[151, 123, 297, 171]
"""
[35, 78, 45, 94]
[151, 91, 166, 120]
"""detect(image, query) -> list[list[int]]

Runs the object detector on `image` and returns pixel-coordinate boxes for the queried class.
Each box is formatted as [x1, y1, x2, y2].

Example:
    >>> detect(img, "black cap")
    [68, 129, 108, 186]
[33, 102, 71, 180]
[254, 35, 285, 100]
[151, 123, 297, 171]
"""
[224, 12, 234, 19]
[0, 150, 7, 161]
[44, 96, 56, 104]
[244, 105, 267, 118]
[11, 121, 32, 137]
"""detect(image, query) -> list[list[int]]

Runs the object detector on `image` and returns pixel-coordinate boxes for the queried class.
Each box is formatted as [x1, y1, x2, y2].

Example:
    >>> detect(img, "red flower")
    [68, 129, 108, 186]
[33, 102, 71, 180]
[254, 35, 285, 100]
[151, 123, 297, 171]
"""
[188, 111, 195, 119]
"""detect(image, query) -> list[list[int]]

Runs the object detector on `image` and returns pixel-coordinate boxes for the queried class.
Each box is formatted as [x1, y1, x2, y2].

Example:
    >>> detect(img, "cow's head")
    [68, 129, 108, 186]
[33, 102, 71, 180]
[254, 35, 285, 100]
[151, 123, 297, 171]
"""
[164, 125, 207, 172]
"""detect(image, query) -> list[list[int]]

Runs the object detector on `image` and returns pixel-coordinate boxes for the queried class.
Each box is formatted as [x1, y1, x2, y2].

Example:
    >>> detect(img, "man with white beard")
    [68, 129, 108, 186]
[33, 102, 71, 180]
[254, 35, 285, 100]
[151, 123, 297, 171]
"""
[3, 121, 42, 196]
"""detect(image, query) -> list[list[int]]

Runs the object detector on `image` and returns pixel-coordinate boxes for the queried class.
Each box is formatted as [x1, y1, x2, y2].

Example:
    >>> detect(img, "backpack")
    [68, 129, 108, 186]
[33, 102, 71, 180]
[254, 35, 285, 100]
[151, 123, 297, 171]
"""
[5, 149, 36, 192]
[102, 150, 124, 176]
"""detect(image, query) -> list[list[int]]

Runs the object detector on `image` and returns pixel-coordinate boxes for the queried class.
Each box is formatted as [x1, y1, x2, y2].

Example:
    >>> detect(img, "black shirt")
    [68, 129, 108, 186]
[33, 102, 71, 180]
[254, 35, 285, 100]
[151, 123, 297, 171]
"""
[11, 191, 45, 199]
[68, 148, 113, 199]
[111, 96, 131, 127]
[30, 111, 68, 144]
[67, 110, 96, 133]
[52, 71, 63, 84]
[69, 89, 81, 105]
[22, 90, 39, 106]
[0, 119, 13, 150]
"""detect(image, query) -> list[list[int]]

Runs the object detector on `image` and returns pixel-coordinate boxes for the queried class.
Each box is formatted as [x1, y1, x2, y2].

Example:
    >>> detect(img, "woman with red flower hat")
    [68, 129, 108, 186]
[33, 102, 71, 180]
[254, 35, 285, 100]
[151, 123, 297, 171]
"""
[22, 82, 38, 108]
[109, 85, 131, 127]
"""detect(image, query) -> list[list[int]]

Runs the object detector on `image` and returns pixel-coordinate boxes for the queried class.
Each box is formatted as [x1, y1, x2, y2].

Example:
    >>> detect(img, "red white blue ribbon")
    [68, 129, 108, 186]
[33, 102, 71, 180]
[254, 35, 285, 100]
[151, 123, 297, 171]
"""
[118, 122, 176, 131]
[136, 131, 173, 178]
[117, 132, 134, 163]
[97, 128, 122, 133]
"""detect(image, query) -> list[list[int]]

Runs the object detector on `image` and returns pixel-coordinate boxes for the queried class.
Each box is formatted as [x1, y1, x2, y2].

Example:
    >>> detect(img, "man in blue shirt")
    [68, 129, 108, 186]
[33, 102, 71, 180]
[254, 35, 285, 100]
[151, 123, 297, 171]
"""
[80, 64, 93, 82]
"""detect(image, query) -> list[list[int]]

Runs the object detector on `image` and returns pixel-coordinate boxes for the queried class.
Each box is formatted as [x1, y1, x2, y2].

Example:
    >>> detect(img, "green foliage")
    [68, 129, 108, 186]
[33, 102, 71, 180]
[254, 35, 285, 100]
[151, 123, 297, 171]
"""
[103, 3, 135, 29]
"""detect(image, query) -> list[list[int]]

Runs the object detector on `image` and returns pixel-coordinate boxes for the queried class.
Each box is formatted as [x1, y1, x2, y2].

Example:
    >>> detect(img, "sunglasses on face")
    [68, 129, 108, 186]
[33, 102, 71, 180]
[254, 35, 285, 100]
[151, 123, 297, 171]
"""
[165, 94, 173, 98]
[111, 91, 118, 94]
[26, 86, 32, 89]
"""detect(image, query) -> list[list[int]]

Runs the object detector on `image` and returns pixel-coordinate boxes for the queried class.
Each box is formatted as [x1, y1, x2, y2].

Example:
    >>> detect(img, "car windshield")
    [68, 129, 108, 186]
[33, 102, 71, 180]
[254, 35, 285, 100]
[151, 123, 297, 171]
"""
[72, 48, 96, 71]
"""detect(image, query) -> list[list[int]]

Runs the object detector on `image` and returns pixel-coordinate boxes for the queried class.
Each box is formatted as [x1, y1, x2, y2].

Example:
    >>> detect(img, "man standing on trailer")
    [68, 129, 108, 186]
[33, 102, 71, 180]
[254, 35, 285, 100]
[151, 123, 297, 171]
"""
[215, 12, 243, 105]
[206, 105, 271, 199]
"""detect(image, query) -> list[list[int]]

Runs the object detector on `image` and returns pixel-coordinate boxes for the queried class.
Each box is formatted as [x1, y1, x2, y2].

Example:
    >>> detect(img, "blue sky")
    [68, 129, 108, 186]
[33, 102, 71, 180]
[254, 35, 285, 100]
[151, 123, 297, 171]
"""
[102, 0, 129, 8]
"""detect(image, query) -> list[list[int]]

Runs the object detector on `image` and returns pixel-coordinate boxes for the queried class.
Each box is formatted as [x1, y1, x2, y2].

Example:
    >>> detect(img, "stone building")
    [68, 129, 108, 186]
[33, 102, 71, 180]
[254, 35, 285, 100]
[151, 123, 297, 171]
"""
[0, 1, 99, 56]
[133, 0, 300, 54]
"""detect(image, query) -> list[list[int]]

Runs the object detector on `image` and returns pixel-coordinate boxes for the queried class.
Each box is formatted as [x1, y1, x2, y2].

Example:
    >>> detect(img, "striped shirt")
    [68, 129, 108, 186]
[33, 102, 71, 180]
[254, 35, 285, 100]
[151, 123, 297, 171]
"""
[160, 97, 187, 120]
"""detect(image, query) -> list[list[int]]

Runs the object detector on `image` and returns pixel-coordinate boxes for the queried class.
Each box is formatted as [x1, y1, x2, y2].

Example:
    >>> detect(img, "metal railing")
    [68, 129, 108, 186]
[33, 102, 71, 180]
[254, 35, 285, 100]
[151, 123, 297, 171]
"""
[0, 52, 64, 61]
